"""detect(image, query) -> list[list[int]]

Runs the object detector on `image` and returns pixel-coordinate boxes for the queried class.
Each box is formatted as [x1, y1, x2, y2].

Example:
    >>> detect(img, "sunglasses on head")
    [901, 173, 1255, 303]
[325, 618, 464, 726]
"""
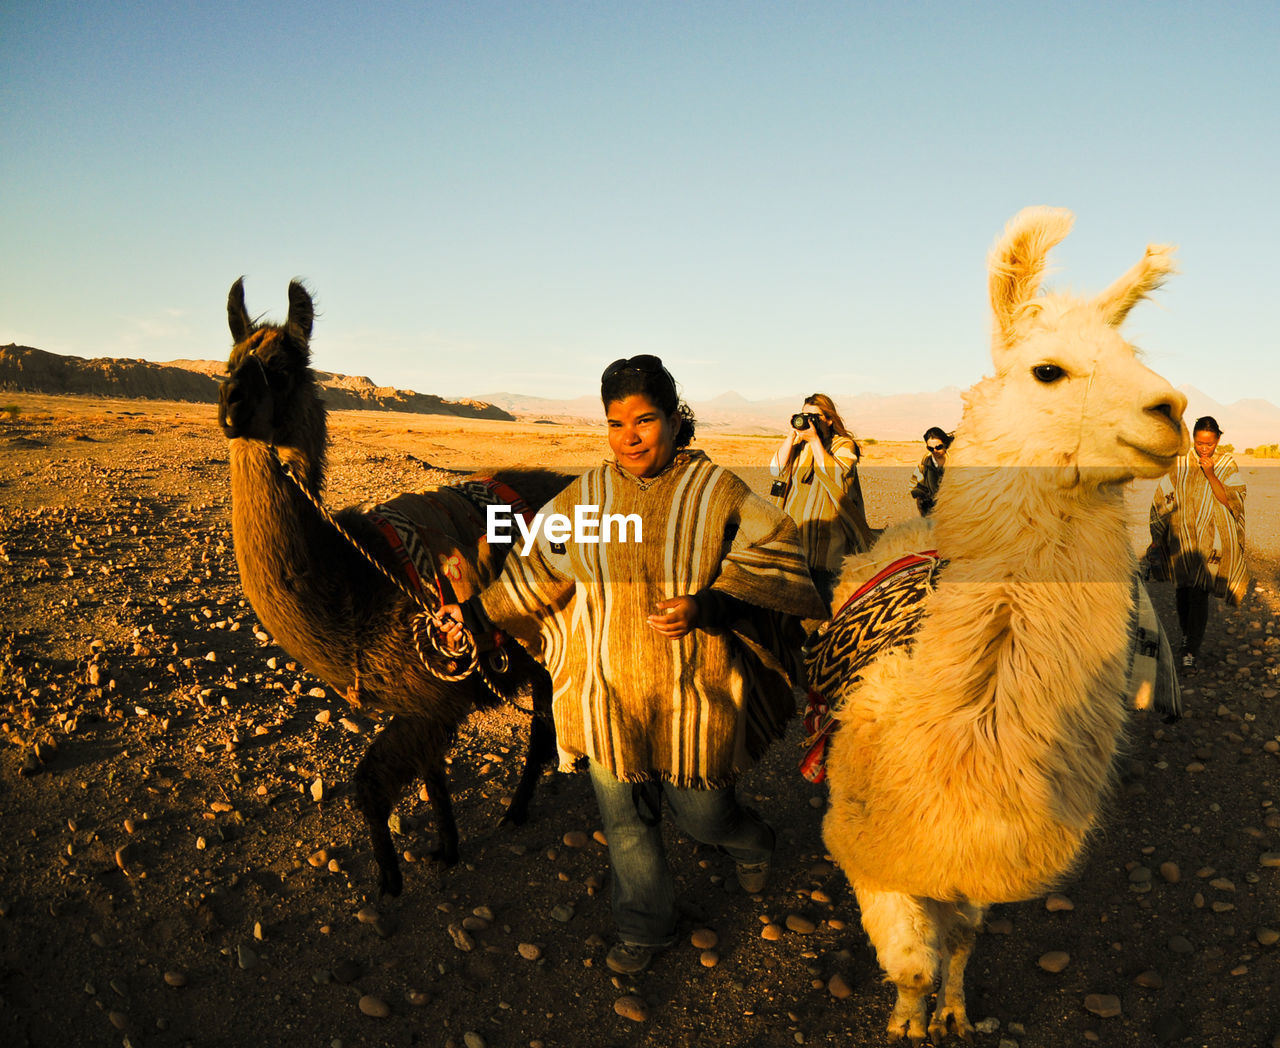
[604, 354, 665, 377]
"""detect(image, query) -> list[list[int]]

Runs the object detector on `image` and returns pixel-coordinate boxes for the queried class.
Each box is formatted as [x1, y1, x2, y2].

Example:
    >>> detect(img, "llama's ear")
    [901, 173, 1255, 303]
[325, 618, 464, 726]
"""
[228, 278, 252, 344]
[1093, 244, 1176, 327]
[286, 281, 314, 344]
[988, 207, 1075, 350]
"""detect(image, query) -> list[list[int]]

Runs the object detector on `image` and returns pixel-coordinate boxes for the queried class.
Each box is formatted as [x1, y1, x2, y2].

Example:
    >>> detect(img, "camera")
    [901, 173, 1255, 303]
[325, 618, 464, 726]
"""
[791, 412, 819, 430]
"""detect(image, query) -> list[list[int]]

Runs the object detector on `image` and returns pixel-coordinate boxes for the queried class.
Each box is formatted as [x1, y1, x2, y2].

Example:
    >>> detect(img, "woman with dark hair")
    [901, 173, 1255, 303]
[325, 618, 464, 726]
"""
[443, 355, 824, 975]
[1147, 415, 1249, 671]
[768, 392, 873, 602]
[909, 426, 953, 517]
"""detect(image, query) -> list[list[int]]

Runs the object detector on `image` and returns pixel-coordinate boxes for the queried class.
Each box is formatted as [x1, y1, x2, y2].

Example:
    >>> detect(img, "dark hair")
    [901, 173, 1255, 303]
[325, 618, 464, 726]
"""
[1192, 415, 1222, 437]
[923, 426, 954, 448]
[600, 355, 696, 449]
[803, 392, 859, 457]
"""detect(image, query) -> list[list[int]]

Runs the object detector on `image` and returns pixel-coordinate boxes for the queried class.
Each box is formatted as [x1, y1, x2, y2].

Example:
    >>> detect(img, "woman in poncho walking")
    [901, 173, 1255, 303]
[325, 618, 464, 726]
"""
[1148, 415, 1249, 670]
[445, 356, 825, 975]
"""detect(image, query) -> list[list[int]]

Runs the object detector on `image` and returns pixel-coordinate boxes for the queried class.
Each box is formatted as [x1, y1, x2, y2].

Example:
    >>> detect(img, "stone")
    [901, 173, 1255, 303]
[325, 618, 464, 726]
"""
[332, 959, 363, 984]
[163, 970, 187, 988]
[785, 914, 817, 934]
[1045, 893, 1074, 912]
[356, 905, 379, 924]
[517, 942, 542, 961]
[1260, 852, 1280, 868]
[562, 830, 589, 848]
[699, 950, 719, 968]
[761, 923, 783, 941]
[614, 995, 649, 1022]
[236, 944, 259, 970]
[1038, 950, 1070, 973]
[1167, 935, 1193, 954]
[463, 1033, 487, 1048]
[550, 903, 575, 923]
[1133, 969, 1164, 989]
[690, 928, 719, 950]
[358, 995, 390, 1018]
[1083, 994, 1122, 1018]
[405, 989, 429, 1006]
[1256, 927, 1280, 946]
[827, 973, 853, 1000]
[1159, 861, 1181, 883]
[448, 924, 475, 952]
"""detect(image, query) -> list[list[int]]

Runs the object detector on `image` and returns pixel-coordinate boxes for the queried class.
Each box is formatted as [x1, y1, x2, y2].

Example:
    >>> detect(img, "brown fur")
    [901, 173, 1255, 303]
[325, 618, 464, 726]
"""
[822, 209, 1188, 1041]
[220, 278, 570, 897]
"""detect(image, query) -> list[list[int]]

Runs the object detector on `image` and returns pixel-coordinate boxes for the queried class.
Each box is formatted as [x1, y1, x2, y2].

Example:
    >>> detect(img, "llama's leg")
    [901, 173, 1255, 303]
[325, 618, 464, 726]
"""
[927, 901, 984, 1039]
[501, 712, 556, 826]
[354, 716, 458, 898]
[854, 881, 939, 1043]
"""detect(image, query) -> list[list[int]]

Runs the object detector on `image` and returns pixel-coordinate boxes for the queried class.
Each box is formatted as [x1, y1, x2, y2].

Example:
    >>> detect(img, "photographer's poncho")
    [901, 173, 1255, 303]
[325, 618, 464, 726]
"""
[776, 434, 874, 578]
[479, 450, 827, 788]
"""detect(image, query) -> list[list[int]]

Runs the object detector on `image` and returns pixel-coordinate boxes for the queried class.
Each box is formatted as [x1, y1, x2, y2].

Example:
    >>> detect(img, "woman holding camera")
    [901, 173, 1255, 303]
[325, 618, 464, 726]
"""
[769, 393, 873, 603]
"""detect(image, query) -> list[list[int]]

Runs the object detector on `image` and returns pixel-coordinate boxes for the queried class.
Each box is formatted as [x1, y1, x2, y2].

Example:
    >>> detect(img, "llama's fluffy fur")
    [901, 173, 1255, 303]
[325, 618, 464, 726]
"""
[821, 208, 1188, 1041]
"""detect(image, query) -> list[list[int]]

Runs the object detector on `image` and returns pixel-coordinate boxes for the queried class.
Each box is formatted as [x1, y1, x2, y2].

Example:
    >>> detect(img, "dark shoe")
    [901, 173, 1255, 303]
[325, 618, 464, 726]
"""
[606, 942, 654, 975]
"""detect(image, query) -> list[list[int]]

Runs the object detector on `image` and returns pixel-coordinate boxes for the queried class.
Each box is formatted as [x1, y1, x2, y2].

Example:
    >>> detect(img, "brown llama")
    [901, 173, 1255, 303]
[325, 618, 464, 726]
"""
[815, 208, 1188, 1041]
[219, 279, 572, 897]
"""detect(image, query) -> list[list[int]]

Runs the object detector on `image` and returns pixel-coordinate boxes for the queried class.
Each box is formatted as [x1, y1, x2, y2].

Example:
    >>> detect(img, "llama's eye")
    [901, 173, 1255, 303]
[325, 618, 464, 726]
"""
[1032, 364, 1065, 384]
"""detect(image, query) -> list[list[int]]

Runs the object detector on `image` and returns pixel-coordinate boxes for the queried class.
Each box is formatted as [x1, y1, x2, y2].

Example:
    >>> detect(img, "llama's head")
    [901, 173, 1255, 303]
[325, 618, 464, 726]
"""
[958, 207, 1188, 487]
[220, 279, 323, 451]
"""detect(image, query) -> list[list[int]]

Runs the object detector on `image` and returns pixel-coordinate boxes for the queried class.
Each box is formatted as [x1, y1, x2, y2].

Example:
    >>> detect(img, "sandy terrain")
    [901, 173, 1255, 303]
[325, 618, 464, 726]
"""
[1, 394, 1278, 1048]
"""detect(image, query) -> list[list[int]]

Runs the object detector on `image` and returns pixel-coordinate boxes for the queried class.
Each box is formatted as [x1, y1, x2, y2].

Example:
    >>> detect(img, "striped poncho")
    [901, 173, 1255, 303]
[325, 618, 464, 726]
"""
[774, 435, 874, 577]
[480, 450, 827, 787]
[1149, 450, 1249, 606]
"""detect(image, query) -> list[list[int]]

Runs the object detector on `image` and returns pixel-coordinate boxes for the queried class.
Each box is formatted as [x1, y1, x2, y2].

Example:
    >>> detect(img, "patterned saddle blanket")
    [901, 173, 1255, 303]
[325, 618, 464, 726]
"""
[800, 551, 944, 782]
[362, 478, 534, 662]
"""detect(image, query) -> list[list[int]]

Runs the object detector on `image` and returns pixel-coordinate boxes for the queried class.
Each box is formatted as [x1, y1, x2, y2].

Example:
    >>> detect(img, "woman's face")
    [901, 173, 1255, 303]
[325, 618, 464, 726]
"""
[607, 394, 681, 478]
[926, 435, 947, 461]
[1193, 429, 1220, 461]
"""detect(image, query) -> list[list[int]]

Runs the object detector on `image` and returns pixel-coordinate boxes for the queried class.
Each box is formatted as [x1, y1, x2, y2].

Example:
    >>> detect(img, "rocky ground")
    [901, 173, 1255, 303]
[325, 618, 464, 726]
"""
[1, 396, 1278, 1048]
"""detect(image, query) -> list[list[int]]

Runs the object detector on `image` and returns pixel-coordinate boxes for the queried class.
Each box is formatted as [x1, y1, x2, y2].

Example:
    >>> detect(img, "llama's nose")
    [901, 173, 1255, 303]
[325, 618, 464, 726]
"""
[1145, 387, 1186, 427]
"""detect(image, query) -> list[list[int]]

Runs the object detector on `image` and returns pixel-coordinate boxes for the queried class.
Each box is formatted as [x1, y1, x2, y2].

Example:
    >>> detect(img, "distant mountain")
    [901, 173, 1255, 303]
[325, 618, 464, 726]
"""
[480, 387, 969, 440]
[0, 345, 514, 421]
[479, 384, 1280, 448]
[1179, 386, 1280, 450]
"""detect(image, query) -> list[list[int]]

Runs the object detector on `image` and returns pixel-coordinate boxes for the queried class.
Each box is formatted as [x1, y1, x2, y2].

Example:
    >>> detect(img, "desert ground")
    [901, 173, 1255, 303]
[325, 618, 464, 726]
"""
[1, 394, 1278, 1048]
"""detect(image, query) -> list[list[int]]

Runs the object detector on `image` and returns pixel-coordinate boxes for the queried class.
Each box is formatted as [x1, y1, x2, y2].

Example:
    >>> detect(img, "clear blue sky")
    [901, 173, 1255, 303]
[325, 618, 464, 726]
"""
[2, 1, 1275, 406]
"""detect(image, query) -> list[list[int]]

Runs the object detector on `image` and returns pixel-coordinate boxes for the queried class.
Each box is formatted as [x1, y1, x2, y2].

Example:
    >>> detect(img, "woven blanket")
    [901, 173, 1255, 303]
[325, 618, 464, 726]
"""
[366, 477, 533, 611]
[800, 552, 943, 782]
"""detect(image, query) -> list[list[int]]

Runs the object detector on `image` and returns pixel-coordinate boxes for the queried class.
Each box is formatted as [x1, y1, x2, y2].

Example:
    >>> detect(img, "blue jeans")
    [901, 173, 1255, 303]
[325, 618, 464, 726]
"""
[588, 761, 774, 947]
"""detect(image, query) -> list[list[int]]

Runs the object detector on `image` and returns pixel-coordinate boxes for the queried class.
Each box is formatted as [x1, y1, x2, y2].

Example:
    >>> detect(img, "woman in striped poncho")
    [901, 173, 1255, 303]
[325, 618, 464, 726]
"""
[1148, 415, 1250, 671]
[445, 356, 825, 975]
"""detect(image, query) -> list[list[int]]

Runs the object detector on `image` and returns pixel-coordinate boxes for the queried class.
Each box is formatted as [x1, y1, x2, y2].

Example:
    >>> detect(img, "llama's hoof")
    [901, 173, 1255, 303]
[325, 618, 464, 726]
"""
[886, 1001, 929, 1044]
[377, 866, 404, 899]
[928, 1005, 974, 1040]
[430, 845, 460, 867]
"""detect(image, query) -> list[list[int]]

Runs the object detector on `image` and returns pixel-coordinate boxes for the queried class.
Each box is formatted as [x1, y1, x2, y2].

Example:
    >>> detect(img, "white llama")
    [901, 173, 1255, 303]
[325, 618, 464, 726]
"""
[817, 207, 1188, 1042]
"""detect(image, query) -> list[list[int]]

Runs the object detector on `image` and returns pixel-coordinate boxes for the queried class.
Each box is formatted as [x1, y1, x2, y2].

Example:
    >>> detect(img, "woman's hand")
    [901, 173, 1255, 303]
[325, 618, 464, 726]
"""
[438, 603, 468, 649]
[647, 595, 699, 639]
